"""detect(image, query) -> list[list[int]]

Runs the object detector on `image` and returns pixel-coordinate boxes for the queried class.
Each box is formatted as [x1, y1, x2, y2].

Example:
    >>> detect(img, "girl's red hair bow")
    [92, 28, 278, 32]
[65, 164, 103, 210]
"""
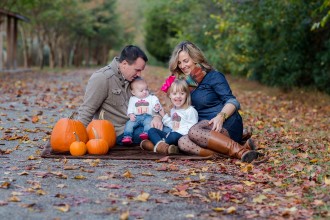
[161, 75, 176, 93]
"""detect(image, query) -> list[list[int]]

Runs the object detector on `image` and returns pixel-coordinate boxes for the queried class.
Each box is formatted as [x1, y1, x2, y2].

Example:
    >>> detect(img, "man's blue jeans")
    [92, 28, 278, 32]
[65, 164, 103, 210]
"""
[148, 128, 182, 145]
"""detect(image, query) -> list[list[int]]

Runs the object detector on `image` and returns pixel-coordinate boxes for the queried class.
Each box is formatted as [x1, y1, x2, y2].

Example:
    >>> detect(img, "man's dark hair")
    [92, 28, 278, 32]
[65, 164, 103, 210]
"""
[119, 45, 148, 64]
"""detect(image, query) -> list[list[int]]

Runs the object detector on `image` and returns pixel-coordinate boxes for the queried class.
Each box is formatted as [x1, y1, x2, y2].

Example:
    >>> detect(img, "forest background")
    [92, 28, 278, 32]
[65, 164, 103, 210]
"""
[1, 0, 330, 95]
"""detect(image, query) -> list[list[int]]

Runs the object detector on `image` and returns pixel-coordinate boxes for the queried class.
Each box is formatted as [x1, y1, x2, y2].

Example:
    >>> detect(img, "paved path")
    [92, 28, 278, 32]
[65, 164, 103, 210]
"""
[0, 69, 244, 220]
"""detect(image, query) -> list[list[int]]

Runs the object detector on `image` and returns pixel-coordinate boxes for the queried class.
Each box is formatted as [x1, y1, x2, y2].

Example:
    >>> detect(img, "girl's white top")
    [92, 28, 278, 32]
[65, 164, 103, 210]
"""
[162, 106, 198, 135]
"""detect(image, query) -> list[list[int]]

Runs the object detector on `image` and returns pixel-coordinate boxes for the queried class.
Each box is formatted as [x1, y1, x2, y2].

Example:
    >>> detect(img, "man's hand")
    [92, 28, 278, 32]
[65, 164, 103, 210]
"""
[159, 108, 165, 117]
[129, 114, 136, 121]
[151, 116, 163, 130]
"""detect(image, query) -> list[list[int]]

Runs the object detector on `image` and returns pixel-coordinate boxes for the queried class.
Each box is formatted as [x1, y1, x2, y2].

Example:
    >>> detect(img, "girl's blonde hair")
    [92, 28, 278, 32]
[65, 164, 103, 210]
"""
[168, 41, 213, 78]
[167, 79, 191, 109]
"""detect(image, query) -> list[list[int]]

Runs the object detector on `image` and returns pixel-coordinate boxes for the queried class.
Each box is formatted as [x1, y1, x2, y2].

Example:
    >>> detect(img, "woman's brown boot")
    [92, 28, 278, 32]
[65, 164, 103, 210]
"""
[199, 148, 217, 157]
[241, 126, 253, 144]
[207, 131, 259, 163]
[243, 138, 257, 150]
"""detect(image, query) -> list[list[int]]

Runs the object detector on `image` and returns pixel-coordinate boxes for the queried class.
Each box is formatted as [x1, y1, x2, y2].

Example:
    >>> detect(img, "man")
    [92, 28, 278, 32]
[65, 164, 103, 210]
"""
[78, 45, 163, 144]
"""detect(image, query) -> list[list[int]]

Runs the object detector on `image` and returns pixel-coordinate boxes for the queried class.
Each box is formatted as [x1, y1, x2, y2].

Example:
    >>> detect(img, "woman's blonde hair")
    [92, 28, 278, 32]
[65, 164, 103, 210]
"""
[168, 41, 213, 78]
[167, 79, 191, 109]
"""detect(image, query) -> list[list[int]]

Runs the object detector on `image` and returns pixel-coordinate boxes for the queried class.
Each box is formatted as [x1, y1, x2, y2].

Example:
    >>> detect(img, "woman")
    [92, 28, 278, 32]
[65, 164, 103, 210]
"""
[165, 41, 259, 162]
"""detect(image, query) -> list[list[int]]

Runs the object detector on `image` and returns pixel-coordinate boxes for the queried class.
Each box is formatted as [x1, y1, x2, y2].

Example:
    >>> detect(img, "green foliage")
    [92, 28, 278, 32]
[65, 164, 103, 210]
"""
[144, 2, 174, 63]
[311, 0, 330, 29]
[143, 0, 330, 94]
[143, 0, 213, 63]
[210, 0, 330, 94]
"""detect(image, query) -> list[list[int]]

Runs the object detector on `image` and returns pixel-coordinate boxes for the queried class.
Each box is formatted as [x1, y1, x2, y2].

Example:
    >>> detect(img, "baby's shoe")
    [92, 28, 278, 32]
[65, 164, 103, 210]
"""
[139, 132, 148, 140]
[122, 136, 133, 144]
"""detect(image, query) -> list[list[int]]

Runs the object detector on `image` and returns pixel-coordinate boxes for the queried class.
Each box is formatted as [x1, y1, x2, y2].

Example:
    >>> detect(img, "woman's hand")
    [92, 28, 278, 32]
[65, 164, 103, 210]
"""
[151, 116, 163, 130]
[209, 114, 225, 132]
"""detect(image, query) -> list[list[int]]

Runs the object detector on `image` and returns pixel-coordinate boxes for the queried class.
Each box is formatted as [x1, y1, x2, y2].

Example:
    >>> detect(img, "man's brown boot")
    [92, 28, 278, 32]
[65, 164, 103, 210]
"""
[140, 140, 154, 151]
[207, 131, 259, 163]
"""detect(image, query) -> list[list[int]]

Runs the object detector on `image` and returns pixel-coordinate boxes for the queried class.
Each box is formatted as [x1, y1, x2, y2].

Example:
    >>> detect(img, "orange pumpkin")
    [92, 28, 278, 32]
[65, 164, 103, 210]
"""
[86, 110, 116, 149]
[70, 132, 87, 156]
[50, 112, 89, 152]
[86, 127, 109, 155]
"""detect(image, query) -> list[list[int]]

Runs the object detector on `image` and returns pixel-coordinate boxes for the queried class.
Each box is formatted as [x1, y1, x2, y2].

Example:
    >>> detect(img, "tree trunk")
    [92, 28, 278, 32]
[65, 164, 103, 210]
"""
[19, 24, 29, 68]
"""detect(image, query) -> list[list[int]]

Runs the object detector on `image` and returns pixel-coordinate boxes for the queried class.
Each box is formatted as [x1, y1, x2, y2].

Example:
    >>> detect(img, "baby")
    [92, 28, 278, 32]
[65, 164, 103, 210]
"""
[122, 77, 161, 144]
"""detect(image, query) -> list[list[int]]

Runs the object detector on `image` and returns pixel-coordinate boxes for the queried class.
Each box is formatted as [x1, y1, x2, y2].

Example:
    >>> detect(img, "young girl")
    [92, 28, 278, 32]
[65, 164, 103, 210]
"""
[140, 79, 198, 154]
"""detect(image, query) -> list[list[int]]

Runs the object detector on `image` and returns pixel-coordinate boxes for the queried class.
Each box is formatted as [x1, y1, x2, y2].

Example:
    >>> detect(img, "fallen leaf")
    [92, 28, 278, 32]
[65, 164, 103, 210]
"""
[253, 194, 267, 203]
[63, 165, 79, 170]
[11, 191, 23, 196]
[293, 163, 304, 172]
[208, 191, 221, 202]
[74, 175, 86, 180]
[242, 181, 255, 186]
[36, 189, 47, 195]
[120, 210, 129, 220]
[199, 173, 206, 181]
[18, 171, 29, 175]
[141, 172, 154, 176]
[241, 164, 254, 172]
[312, 200, 324, 206]
[158, 156, 170, 162]
[31, 115, 39, 123]
[55, 193, 67, 199]
[168, 164, 179, 171]
[176, 184, 189, 192]
[324, 175, 330, 185]
[54, 204, 70, 212]
[8, 196, 21, 202]
[56, 184, 66, 188]
[156, 164, 167, 171]
[134, 192, 150, 202]
[28, 155, 36, 160]
[123, 170, 133, 178]
[0, 182, 11, 189]
[282, 206, 297, 216]
[227, 206, 236, 214]
[213, 207, 225, 212]
[285, 191, 297, 197]
[97, 175, 110, 180]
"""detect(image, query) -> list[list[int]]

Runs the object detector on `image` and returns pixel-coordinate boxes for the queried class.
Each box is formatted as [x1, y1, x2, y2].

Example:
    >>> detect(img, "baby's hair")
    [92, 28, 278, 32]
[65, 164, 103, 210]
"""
[130, 77, 146, 90]
[168, 79, 191, 108]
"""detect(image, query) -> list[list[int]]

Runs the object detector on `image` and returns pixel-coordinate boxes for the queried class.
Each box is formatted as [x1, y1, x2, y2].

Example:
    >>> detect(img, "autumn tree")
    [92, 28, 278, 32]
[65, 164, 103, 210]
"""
[2, 0, 125, 68]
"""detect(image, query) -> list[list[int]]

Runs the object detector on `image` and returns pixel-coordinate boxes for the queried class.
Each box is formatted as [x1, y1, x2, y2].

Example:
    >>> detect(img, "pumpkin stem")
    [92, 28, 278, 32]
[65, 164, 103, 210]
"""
[69, 111, 77, 119]
[73, 132, 80, 142]
[92, 127, 99, 139]
[99, 110, 105, 120]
